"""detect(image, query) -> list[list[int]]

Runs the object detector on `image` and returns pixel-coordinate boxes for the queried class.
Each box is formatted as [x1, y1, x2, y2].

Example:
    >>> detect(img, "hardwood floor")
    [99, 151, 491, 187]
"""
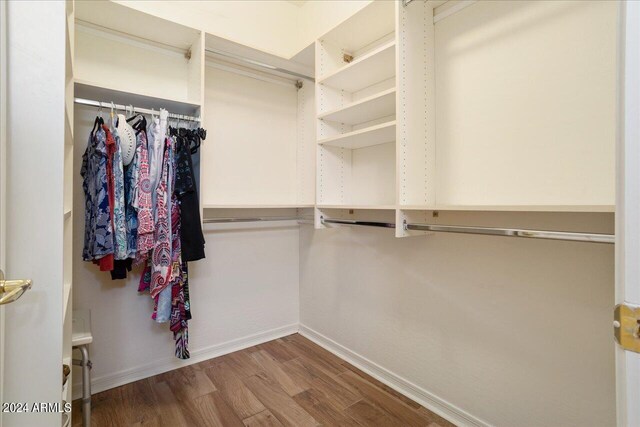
[72, 334, 456, 427]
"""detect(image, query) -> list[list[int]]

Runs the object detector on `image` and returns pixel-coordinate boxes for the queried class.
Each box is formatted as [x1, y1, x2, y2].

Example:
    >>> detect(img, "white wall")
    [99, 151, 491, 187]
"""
[72, 105, 300, 395]
[297, 0, 371, 50]
[113, 0, 372, 59]
[113, 0, 300, 58]
[434, 0, 617, 208]
[299, 219, 615, 427]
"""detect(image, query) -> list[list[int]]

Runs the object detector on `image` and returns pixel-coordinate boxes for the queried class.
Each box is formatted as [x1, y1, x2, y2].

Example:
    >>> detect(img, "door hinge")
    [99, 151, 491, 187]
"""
[614, 303, 640, 353]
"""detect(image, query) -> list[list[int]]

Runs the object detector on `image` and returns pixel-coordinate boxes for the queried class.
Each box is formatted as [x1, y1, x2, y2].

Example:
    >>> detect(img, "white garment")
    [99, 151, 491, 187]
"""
[117, 114, 136, 166]
[147, 109, 168, 211]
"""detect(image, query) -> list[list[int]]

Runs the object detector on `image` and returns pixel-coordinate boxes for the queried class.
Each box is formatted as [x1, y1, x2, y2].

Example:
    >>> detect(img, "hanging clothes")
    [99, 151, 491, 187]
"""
[172, 127, 206, 262]
[149, 137, 173, 299]
[154, 136, 179, 324]
[104, 125, 128, 260]
[81, 123, 114, 263]
[123, 133, 139, 261]
[134, 129, 154, 263]
[82, 108, 205, 360]
[147, 109, 168, 211]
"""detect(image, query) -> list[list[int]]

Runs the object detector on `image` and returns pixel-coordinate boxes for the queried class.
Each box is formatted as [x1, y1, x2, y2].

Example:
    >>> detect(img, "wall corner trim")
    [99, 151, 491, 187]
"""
[298, 324, 492, 427]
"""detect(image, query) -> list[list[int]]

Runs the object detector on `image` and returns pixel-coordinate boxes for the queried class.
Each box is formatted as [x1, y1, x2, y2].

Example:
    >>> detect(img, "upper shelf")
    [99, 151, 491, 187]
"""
[203, 204, 315, 209]
[319, 88, 396, 125]
[319, 1, 395, 53]
[318, 121, 396, 149]
[75, 1, 199, 51]
[398, 205, 615, 213]
[318, 41, 396, 93]
[74, 80, 201, 116]
[317, 205, 397, 210]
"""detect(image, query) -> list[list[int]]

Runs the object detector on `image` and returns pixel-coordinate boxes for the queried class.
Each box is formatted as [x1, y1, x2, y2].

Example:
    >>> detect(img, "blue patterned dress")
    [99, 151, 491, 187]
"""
[81, 129, 114, 261]
[107, 126, 128, 260]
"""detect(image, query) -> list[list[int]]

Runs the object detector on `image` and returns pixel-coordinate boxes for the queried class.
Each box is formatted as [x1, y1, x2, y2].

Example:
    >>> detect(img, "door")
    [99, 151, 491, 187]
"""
[0, 1, 68, 426]
[616, 1, 640, 426]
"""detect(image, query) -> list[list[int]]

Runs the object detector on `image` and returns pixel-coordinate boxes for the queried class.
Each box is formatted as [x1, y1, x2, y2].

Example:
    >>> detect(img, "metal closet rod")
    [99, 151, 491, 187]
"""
[321, 217, 615, 244]
[205, 48, 315, 82]
[74, 98, 201, 122]
[321, 218, 396, 229]
[203, 216, 302, 224]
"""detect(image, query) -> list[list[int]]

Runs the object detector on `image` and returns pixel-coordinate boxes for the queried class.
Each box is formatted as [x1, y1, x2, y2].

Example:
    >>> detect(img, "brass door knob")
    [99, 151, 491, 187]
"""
[0, 270, 32, 305]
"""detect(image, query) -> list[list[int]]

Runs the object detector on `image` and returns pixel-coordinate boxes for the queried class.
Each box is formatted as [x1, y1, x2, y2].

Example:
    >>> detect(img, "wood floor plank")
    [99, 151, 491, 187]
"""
[255, 338, 298, 363]
[282, 337, 346, 372]
[243, 410, 285, 427]
[224, 349, 264, 378]
[168, 365, 218, 402]
[284, 357, 361, 410]
[72, 334, 456, 427]
[193, 391, 246, 427]
[286, 335, 349, 371]
[338, 370, 432, 426]
[205, 361, 266, 419]
[293, 389, 362, 427]
[344, 399, 403, 427]
[278, 358, 314, 391]
[130, 421, 162, 427]
[119, 378, 162, 425]
[150, 380, 189, 427]
[242, 372, 319, 427]
[418, 407, 458, 427]
[252, 350, 308, 396]
[340, 361, 422, 409]
[89, 386, 129, 426]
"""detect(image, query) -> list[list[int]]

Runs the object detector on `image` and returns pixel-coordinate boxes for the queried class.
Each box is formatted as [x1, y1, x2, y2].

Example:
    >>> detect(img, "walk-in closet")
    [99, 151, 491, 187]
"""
[1, 1, 638, 426]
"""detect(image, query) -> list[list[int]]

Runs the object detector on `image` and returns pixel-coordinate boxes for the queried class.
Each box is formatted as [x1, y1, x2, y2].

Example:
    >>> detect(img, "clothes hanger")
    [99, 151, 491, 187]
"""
[110, 102, 117, 128]
[91, 115, 103, 137]
[90, 102, 105, 136]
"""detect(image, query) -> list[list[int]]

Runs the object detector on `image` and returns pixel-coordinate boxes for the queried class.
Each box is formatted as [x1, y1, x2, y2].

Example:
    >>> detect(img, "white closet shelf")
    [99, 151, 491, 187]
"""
[318, 205, 397, 210]
[203, 204, 315, 209]
[318, 88, 396, 125]
[64, 209, 72, 220]
[75, 0, 199, 51]
[318, 41, 396, 93]
[319, 1, 395, 53]
[318, 121, 396, 149]
[399, 204, 615, 212]
[75, 80, 201, 116]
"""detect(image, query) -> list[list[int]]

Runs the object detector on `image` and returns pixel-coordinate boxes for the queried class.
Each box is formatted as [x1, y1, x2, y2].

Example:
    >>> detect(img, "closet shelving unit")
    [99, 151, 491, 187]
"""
[315, 1, 398, 223]
[74, 1, 203, 110]
[71, 0, 320, 275]
[314, 0, 616, 239]
[395, 0, 614, 237]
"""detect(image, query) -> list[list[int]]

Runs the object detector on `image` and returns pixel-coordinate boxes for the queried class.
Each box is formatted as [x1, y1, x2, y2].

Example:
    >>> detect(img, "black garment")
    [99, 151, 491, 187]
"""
[171, 127, 206, 261]
[111, 259, 133, 280]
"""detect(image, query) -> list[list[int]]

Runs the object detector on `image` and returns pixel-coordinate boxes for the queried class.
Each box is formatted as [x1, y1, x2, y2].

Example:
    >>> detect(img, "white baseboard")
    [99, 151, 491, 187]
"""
[72, 323, 299, 401]
[298, 324, 492, 427]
